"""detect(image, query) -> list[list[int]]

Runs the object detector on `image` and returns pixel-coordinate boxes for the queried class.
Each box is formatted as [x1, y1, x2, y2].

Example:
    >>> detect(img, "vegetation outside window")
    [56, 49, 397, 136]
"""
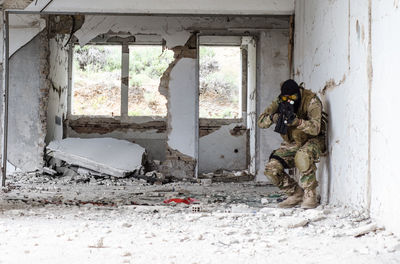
[71, 44, 242, 119]
[72, 45, 122, 116]
[199, 46, 241, 119]
[128, 45, 174, 117]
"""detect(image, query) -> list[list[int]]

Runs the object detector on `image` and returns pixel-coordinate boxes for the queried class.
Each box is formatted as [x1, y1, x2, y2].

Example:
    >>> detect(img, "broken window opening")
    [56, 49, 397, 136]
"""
[128, 45, 174, 117]
[199, 45, 242, 119]
[72, 44, 122, 116]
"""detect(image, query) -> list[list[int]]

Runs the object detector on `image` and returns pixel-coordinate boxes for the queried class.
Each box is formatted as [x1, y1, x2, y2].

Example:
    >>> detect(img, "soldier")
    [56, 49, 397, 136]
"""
[258, 79, 326, 209]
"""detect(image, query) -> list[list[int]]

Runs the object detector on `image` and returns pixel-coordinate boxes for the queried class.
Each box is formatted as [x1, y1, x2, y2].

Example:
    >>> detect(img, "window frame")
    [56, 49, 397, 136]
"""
[67, 36, 248, 124]
[68, 40, 168, 122]
[198, 36, 247, 124]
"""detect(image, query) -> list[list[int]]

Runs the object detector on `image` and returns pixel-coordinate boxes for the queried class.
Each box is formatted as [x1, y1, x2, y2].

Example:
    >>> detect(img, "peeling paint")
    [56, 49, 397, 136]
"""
[294, 0, 370, 209]
[321, 74, 347, 95]
[46, 34, 69, 143]
[74, 16, 192, 49]
[48, 15, 85, 39]
[229, 125, 247, 137]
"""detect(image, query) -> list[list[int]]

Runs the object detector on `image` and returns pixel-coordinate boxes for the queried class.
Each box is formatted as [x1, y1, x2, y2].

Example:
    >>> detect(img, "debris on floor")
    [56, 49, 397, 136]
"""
[46, 137, 146, 177]
[2, 171, 265, 207]
[199, 169, 254, 182]
[1, 172, 400, 264]
[163, 197, 199, 205]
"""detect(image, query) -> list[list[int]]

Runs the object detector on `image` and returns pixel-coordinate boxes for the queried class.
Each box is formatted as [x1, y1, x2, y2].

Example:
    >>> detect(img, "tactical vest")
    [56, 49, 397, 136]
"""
[281, 88, 327, 147]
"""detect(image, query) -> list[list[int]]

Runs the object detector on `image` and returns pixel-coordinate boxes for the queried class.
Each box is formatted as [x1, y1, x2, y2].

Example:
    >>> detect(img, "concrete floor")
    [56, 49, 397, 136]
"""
[0, 173, 399, 264]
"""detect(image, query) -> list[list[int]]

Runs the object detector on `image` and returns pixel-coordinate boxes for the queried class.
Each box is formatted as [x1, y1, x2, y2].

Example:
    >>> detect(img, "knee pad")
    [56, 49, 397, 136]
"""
[295, 150, 312, 173]
[264, 159, 283, 185]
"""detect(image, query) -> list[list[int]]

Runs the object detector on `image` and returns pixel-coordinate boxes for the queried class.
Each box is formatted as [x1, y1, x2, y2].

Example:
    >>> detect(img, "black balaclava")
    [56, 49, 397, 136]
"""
[280, 79, 301, 113]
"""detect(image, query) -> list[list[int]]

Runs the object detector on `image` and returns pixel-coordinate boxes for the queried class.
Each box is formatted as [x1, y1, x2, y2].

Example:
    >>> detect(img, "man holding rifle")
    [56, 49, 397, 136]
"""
[258, 79, 327, 209]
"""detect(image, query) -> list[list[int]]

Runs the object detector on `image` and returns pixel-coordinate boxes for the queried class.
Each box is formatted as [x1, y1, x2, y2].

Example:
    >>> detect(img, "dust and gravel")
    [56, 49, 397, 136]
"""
[0, 173, 399, 264]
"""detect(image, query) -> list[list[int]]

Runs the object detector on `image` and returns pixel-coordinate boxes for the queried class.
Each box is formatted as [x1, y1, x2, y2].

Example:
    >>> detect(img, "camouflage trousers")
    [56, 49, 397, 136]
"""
[264, 137, 324, 195]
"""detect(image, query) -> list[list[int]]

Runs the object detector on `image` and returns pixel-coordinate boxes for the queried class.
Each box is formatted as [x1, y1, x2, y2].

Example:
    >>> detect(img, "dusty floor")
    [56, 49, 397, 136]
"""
[0, 173, 399, 264]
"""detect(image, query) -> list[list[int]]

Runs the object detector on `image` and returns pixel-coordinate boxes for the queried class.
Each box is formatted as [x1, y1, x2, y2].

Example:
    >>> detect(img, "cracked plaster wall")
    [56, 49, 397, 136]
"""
[162, 45, 197, 178]
[46, 34, 69, 144]
[294, 0, 400, 236]
[291, 0, 400, 234]
[294, 0, 370, 208]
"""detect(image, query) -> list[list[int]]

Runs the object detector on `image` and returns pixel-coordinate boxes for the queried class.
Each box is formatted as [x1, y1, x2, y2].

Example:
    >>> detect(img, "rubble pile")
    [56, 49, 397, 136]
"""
[46, 138, 146, 177]
[43, 137, 177, 185]
[4, 169, 279, 208]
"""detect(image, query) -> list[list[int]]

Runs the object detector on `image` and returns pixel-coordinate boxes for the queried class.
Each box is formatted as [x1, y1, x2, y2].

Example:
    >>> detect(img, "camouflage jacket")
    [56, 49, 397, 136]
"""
[258, 88, 324, 146]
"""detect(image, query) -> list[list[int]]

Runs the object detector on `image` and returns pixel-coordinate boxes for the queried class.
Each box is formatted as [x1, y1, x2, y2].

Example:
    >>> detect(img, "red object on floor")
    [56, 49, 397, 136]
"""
[163, 198, 198, 205]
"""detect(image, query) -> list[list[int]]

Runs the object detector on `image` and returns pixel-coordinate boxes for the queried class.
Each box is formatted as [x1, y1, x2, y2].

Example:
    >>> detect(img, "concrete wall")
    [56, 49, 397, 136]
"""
[294, 0, 400, 235]
[67, 15, 291, 176]
[1, 13, 290, 176]
[8, 33, 46, 171]
[46, 35, 69, 143]
[167, 57, 197, 159]
[256, 30, 290, 181]
[293, 0, 370, 207]
[370, 0, 400, 236]
[199, 122, 247, 173]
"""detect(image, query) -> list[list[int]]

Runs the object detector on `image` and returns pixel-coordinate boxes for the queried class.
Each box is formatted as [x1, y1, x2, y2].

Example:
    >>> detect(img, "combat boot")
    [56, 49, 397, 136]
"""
[278, 186, 304, 208]
[301, 188, 318, 209]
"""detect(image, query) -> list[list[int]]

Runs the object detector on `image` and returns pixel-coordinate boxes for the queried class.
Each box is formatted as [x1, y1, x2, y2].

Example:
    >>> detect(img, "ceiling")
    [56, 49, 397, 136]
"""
[24, 0, 295, 15]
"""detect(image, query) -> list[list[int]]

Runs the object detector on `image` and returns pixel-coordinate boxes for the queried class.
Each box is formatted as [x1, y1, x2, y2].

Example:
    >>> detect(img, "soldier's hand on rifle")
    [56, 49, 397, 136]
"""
[287, 115, 302, 127]
[270, 113, 280, 124]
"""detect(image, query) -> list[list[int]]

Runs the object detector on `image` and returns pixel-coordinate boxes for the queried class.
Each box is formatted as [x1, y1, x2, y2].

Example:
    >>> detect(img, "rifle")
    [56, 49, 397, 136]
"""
[274, 101, 296, 135]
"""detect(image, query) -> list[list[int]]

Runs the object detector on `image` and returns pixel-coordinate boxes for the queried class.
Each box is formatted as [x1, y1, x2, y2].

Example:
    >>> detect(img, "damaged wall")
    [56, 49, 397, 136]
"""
[46, 35, 69, 143]
[1, 13, 290, 177]
[199, 122, 247, 173]
[8, 32, 49, 171]
[160, 36, 197, 178]
[66, 15, 290, 178]
[293, 0, 400, 236]
[293, 0, 370, 208]
[256, 30, 290, 181]
[68, 117, 167, 161]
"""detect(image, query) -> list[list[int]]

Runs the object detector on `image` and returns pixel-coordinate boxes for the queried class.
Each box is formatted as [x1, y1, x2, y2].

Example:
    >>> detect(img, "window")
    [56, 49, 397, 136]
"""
[71, 44, 173, 117]
[71, 41, 243, 119]
[199, 45, 242, 119]
[128, 45, 174, 116]
[72, 45, 121, 116]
